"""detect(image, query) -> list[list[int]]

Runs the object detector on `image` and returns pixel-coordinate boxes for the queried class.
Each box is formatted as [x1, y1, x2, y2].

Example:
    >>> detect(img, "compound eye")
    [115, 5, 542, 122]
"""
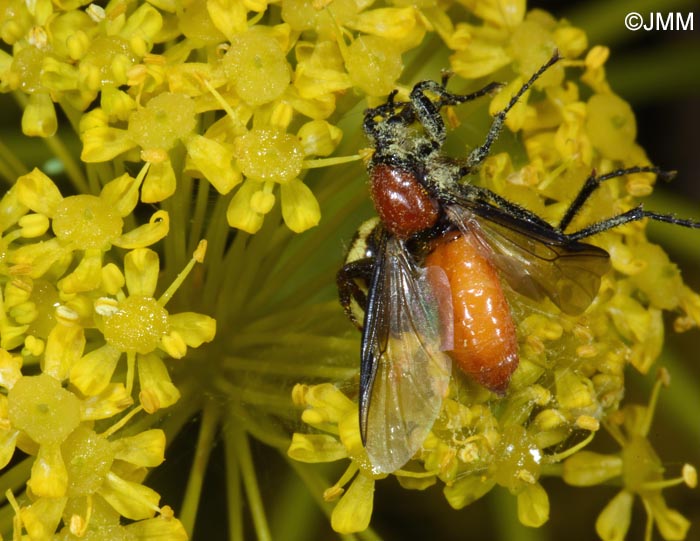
[370, 163, 439, 239]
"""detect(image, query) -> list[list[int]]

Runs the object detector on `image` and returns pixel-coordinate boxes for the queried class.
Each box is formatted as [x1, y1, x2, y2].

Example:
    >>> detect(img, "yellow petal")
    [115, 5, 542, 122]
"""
[595, 490, 633, 541]
[28, 443, 68, 498]
[142, 159, 176, 203]
[125, 514, 188, 540]
[645, 492, 691, 541]
[207, 0, 247, 38]
[0, 425, 19, 469]
[227, 179, 265, 233]
[331, 473, 374, 534]
[444, 474, 495, 509]
[99, 471, 160, 520]
[137, 352, 181, 412]
[81, 126, 137, 163]
[464, 0, 525, 28]
[43, 322, 86, 381]
[0, 186, 29, 231]
[100, 173, 141, 217]
[0, 349, 22, 389]
[562, 451, 623, 486]
[124, 248, 160, 297]
[81, 383, 133, 420]
[102, 263, 126, 295]
[168, 312, 216, 347]
[185, 134, 241, 195]
[280, 178, 320, 233]
[112, 428, 166, 467]
[297, 120, 343, 157]
[113, 210, 169, 249]
[160, 330, 187, 360]
[70, 344, 122, 396]
[16, 168, 63, 217]
[348, 7, 417, 40]
[517, 482, 549, 527]
[22, 92, 58, 137]
[287, 433, 348, 463]
[9, 238, 65, 278]
[449, 41, 511, 79]
[58, 249, 103, 294]
[19, 496, 67, 540]
[120, 3, 163, 43]
[302, 384, 354, 423]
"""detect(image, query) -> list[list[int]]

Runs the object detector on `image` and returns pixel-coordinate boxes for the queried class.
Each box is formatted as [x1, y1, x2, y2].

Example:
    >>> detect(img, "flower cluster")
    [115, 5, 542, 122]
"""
[0, 166, 214, 537]
[0, 0, 696, 539]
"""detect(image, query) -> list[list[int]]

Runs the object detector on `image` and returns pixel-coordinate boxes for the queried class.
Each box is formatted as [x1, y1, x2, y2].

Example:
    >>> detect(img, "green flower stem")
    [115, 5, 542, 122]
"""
[228, 423, 272, 541]
[0, 456, 32, 508]
[269, 468, 320, 541]
[643, 351, 700, 451]
[490, 487, 546, 541]
[248, 188, 368, 313]
[202, 194, 236, 310]
[0, 138, 28, 185]
[227, 401, 290, 450]
[162, 168, 191, 271]
[224, 354, 356, 380]
[239, 301, 344, 332]
[188, 172, 214, 255]
[224, 423, 244, 541]
[284, 458, 382, 541]
[214, 380, 292, 412]
[121, 375, 199, 437]
[228, 330, 354, 353]
[41, 133, 89, 194]
[180, 398, 221, 536]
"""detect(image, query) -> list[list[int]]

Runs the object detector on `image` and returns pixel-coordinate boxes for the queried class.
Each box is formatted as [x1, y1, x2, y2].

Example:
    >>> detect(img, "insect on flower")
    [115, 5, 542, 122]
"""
[337, 51, 700, 474]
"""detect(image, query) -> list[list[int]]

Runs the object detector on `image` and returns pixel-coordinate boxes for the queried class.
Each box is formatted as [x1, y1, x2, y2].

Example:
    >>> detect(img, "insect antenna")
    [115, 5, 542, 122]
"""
[467, 50, 562, 169]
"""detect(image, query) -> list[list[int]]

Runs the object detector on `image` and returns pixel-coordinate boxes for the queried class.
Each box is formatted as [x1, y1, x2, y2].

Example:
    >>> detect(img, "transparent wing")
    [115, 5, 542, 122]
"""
[361, 235, 452, 474]
[446, 205, 611, 315]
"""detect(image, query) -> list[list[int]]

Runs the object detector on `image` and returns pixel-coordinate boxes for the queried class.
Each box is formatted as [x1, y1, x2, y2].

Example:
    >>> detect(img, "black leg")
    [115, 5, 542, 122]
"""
[409, 80, 504, 146]
[558, 166, 676, 231]
[567, 206, 700, 242]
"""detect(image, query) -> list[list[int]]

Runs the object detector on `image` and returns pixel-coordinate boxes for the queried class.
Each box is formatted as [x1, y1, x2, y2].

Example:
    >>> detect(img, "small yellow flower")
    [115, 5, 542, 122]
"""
[71, 244, 215, 408]
[288, 383, 377, 533]
[563, 371, 694, 541]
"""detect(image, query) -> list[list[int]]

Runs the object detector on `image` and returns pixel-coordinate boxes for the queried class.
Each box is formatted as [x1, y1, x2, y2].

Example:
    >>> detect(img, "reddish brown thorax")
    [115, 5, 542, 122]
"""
[369, 163, 439, 239]
[425, 231, 519, 394]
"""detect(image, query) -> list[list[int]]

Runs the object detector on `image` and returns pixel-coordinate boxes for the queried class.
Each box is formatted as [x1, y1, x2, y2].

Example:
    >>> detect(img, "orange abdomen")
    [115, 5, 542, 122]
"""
[425, 232, 518, 393]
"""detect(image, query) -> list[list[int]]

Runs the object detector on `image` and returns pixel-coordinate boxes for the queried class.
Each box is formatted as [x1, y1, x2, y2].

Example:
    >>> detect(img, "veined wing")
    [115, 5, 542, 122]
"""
[360, 232, 453, 474]
[446, 204, 611, 315]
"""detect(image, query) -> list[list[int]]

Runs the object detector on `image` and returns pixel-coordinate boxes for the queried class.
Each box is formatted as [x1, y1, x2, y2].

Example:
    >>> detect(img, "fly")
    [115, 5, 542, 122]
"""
[337, 51, 700, 474]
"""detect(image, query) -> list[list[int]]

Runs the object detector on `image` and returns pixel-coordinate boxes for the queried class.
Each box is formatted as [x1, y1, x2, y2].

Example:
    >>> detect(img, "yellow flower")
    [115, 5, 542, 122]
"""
[288, 383, 377, 533]
[71, 244, 215, 409]
[563, 371, 695, 541]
